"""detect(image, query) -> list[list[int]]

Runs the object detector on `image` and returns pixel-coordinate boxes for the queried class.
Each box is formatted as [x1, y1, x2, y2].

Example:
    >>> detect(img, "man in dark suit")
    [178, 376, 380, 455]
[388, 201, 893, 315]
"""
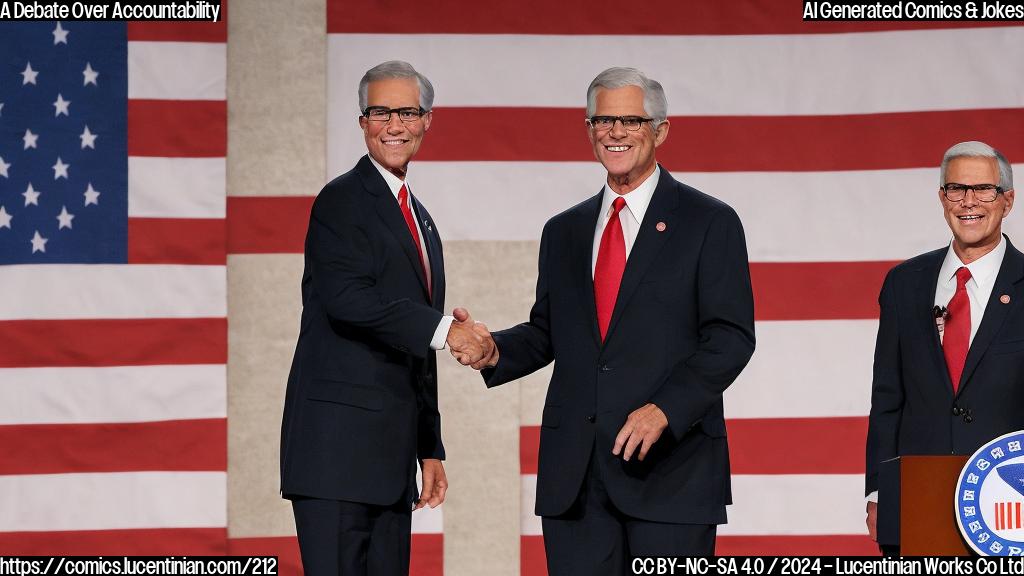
[866, 141, 1019, 553]
[467, 67, 755, 572]
[279, 61, 489, 576]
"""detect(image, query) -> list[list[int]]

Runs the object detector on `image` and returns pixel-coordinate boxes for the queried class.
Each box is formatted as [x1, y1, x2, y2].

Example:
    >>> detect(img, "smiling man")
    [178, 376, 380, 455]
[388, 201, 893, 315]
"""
[866, 141, 1021, 555]
[469, 67, 756, 571]
[279, 61, 489, 576]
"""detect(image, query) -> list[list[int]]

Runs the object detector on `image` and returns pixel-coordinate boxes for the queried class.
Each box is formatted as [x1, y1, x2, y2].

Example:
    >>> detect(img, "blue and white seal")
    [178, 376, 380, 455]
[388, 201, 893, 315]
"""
[956, 430, 1024, 555]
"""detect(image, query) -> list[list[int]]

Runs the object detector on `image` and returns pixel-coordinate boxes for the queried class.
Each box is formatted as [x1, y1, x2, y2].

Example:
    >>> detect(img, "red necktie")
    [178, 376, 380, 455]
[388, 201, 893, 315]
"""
[595, 197, 627, 341]
[398, 184, 429, 297]
[943, 266, 972, 393]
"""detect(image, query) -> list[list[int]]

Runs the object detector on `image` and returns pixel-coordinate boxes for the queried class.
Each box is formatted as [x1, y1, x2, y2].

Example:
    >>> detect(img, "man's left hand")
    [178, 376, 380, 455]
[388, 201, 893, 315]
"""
[612, 403, 669, 462]
[417, 458, 448, 509]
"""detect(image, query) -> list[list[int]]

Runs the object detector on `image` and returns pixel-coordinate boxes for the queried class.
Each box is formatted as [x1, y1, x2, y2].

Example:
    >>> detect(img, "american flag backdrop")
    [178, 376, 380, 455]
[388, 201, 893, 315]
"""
[3, 1, 1024, 575]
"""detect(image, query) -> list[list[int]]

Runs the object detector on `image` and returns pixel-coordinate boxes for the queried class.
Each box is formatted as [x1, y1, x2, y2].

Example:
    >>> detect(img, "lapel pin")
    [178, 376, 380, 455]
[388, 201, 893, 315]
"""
[424, 220, 432, 232]
[1001, 294, 1011, 304]
[656, 222, 667, 232]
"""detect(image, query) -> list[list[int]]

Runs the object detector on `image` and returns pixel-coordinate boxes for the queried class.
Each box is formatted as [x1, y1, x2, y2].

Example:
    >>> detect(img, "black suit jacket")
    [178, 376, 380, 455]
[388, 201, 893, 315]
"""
[280, 155, 446, 506]
[484, 168, 755, 524]
[866, 236, 1024, 495]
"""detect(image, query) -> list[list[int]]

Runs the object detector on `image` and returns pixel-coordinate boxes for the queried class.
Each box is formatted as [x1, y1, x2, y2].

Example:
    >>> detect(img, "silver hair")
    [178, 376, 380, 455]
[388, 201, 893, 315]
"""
[586, 67, 668, 126]
[357, 60, 435, 112]
[940, 140, 1014, 190]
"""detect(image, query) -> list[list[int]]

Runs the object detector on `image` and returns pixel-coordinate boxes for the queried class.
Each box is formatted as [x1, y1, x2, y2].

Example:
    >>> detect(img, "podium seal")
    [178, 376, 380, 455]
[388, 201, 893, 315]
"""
[956, 430, 1024, 555]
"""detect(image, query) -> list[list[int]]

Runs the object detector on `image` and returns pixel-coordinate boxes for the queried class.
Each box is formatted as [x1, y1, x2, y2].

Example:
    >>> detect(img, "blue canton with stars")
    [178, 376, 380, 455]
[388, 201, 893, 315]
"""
[0, 22, 127, 264]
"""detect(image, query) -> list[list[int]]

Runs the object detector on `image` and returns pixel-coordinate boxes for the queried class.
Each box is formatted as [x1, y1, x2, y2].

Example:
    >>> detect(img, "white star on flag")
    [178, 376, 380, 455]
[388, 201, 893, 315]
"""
[52, 157, 69, 180]
[80, 126, 97, 149]
[0, 206, 11, 229]
[21, 62, 38, 85]
[23, 183, 40, 206]
[56, 206, 75, 230]
[52, 22, 69, 45]
[83, 183, 100, 206]
[23, 129, 39, 150]
[53, 94, 70, 117]
[0, 156, 9, 178]
[83, 62, 99, 86]
[30, 230, 48, 253]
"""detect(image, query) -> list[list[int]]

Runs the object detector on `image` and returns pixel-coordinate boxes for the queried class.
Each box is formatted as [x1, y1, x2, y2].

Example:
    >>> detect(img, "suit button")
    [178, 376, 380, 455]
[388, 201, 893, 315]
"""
[599, 364, 611, 372]
[965, 415, 974, 423]
[952, 405, 962, 416]
[586, 415, 596, 423]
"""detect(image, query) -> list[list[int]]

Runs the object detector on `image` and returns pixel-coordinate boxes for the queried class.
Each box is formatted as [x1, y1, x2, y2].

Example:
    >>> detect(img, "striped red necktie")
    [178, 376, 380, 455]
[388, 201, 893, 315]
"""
[943, 266, 971, 393]
[398, 183, 429, 297]
[594, 197, 627, 341]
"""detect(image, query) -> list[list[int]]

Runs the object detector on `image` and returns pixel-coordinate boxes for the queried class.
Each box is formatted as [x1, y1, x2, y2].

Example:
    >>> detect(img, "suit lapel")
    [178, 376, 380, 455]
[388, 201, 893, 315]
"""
[910, 251, 951, 395]
[412, 196, 444, 309]
[959, 239, 1024, 395]
[603, 170, 680, 343]
[572, 192, 603, 349]
[358, 157, 431, 299]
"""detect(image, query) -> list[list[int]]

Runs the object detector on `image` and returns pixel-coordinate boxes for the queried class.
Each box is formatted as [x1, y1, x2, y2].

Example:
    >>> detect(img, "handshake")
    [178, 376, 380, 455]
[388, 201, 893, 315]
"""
[445, 307, 499, 370]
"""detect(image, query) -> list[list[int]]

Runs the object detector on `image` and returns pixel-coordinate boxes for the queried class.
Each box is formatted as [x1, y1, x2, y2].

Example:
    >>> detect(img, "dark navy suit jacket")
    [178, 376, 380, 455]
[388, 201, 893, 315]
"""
[866, 236, 1024, 495]
[280, 155, 446, 506]
[484, 168, 756, 524]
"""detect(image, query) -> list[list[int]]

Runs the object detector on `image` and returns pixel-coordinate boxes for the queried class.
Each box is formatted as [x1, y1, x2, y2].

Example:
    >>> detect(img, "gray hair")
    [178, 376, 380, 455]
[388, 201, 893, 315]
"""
[357, 60, 435, 112]
[940, 141, 1014, 190]
[586, 67, 668, 126]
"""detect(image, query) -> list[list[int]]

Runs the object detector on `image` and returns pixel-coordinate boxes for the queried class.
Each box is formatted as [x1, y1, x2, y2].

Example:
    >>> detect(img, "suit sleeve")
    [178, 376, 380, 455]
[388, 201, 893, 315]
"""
[865, 269, 904, 495]
[649, 206, 756, 441]
[307, 195, 443, 359]
[481, 222, 556, 387]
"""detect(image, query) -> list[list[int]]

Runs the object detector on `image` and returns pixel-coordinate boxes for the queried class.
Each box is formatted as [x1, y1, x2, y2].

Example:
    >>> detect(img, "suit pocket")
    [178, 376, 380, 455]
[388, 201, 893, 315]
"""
[699, 418, 727, 438]
[541, 405, 561, 429]
[990, 339, 1024, 356]
[308, 380, 384, 411]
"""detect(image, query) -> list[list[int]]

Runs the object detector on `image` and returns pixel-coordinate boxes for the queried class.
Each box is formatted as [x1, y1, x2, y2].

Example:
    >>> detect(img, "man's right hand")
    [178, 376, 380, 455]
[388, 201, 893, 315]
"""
[866, 501, 878, 541]
[447, 308, 498, 368]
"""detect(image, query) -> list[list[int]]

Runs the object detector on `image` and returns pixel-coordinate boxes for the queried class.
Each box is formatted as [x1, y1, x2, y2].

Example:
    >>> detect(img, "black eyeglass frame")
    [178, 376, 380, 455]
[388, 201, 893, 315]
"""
[586, 115, 656, 132]
[362, 106, 428, 123]
[941, 183, 1006, 203]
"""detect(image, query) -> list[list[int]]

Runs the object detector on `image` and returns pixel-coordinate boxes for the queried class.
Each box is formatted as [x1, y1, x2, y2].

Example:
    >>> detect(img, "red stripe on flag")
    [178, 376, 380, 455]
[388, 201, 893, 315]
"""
[751, 261, 894, 321]
[128, 218, 226, 265]
[128, 100, 227, 158]
[127, 0, 227, 42]
[419, 108, 1024, 171]
[0, 528, 227, 555]
[0, 318, 227, 368]
[328, 0, 1014, 35]
[521, 535, 547, 576]
[227, 197, 313, 254]
[521, 417, 866, 475]
[229, 535, 442, 576]
[0, 419, 226, 474]
[715, 535, 880, 556]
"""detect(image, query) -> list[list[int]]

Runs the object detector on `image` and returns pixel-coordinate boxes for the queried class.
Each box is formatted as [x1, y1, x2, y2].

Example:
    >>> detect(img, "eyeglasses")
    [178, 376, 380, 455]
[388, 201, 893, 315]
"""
[363, 107, 427, 123]
[586, 116, 654, 132]
[941, 183, 1005, 203]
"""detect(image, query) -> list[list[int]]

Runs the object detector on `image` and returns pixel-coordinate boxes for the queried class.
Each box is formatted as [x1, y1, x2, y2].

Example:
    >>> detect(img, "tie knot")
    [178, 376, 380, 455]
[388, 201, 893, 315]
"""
[956, 266, 972, 288]
[398, 183, 409, 204]
[611, 196, 626, 214]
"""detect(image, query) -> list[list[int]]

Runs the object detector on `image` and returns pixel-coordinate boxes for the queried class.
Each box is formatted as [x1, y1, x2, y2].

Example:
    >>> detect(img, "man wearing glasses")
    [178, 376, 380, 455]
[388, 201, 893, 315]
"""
[280, 60, 489, 576]
[470, 67, 755, 570]
[866, 141, 1020, 555]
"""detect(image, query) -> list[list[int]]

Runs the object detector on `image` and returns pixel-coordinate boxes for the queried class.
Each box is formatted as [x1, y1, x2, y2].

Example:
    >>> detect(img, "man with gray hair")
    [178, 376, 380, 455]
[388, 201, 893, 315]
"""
[469, 67, 756, 569]
[866, 141, 1020, 555]
[279, 60, 490, 576]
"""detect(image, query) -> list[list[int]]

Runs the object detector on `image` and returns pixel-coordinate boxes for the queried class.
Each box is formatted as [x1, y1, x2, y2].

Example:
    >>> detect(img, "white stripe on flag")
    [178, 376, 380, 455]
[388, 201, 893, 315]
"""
[128, 41, 227, 100]
[0, 365, 226, 425]
[0, 471, 227, 531]
[0, 265, 226, 319]
[129, 158, 226, 218]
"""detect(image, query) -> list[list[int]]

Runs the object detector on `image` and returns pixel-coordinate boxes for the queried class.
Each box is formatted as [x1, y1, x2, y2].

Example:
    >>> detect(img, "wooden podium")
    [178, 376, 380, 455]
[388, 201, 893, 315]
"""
[879, 455, 971, 555]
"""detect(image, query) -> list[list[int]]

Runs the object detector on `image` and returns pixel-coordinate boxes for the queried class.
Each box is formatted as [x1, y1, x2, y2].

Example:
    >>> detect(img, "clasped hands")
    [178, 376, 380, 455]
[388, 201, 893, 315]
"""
[446, 307, 499, 369]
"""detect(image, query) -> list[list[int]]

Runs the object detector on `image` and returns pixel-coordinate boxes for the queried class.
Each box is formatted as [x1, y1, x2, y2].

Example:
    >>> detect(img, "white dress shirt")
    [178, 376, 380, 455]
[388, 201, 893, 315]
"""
[591, 167, 660, 276]
[934, 235, 1007, 346]
[367, 156, 453, 350]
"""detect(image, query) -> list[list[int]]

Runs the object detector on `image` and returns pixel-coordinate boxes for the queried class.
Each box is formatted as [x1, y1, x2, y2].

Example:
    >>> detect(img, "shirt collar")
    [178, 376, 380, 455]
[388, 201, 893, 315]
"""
[938, 235, 1007, 289]
[599, 166, 660, 223]
[367, 154, 408, 201]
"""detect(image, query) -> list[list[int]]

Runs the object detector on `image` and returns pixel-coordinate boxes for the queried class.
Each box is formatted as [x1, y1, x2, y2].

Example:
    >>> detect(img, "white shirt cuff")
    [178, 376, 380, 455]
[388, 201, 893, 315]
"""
[430, 316, 455, 350]
[866, 491, 878, 503]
